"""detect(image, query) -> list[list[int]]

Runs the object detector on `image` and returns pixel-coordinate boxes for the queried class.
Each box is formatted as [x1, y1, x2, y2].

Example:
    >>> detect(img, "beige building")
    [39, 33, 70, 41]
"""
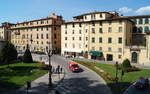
[10, 13, 64, 54]
[61, 11, 150, 65]
[0, 22, 13, 41]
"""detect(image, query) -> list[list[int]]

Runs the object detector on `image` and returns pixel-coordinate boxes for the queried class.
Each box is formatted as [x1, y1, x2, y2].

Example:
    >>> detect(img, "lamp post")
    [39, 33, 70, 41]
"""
[46, 42, 53, 87]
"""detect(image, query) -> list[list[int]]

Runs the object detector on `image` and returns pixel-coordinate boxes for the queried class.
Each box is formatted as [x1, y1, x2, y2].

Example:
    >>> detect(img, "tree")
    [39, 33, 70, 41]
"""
[23, 47, 33, 63]
[0, 41, 18, 67]
[122, 59, 131, 68]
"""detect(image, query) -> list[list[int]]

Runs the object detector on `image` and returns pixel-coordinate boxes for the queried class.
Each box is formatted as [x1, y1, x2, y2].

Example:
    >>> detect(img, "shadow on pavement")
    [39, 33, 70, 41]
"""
[55, 77, 112, 94]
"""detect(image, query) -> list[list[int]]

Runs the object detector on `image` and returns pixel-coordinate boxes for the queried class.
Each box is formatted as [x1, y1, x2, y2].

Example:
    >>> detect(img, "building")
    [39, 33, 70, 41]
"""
[61, 11, 150, 65]
[61, 11, 133, 62]
[10, 13, 64, 54]
[0, 22, 13, 41]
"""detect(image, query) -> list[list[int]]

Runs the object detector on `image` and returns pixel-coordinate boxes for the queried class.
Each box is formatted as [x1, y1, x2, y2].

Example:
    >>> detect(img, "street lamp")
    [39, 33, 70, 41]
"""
[46, 42, 53, 87]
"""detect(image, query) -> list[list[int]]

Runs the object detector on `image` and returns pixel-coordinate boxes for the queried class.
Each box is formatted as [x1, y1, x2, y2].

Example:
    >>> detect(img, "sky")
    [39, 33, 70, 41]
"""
[0, 0, 150, 23]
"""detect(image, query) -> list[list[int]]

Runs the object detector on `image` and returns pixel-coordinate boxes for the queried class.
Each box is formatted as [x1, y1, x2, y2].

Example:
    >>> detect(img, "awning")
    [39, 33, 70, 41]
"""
[89, 51, 103, 56]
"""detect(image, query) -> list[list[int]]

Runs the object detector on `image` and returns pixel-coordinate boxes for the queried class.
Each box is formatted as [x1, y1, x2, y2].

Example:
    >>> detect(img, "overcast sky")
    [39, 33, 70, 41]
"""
[0, 0, 150, 23]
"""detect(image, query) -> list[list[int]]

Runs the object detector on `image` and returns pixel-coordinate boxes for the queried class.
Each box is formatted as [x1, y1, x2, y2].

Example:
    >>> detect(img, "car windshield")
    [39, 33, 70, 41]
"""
[72, 65, 79, 67]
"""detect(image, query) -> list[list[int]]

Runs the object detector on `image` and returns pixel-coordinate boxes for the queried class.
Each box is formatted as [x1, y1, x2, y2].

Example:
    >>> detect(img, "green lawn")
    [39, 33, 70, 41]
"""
[0, 62, 48, 89]
[74, 60, 150, 94]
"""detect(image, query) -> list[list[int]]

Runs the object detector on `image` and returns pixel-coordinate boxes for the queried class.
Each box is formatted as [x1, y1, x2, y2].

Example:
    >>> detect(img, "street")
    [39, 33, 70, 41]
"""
[50, 55, 112, 94]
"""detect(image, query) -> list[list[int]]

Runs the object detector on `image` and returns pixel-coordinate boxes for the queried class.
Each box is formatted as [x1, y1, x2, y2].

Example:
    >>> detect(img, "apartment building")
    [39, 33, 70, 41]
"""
[11, 13, 64, 53]
[61, 11, 133, 63]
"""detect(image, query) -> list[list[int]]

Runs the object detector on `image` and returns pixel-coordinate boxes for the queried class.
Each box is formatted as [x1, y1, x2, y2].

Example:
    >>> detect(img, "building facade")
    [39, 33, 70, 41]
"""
[0, 22, 13, 41]
[61, 11, 150, 65]
[10, 13, 64, 53]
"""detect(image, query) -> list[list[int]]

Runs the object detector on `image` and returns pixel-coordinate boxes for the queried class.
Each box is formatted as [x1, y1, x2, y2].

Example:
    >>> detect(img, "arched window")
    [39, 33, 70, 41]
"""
[138, 27, 143, 33]
[144, 26, 149, 33]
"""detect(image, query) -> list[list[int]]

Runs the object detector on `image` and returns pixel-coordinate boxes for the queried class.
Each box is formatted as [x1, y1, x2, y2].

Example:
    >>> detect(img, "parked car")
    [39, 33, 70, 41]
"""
[133, 77, 149, 89]
[68, 61, 82, 72]
[65, 55, 74, 58]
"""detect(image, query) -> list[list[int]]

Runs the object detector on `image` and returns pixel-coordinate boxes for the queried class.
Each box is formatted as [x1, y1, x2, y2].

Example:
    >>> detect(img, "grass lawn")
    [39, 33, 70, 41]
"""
[0, 62, 48, 89]
[74, 60, 150, 94]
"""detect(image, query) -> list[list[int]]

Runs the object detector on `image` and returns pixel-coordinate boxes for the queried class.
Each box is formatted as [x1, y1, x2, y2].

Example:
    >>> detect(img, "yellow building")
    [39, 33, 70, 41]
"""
[61, 11, 150, 66]
[61, 11, 133, 63]
[11, 13, 64, 54]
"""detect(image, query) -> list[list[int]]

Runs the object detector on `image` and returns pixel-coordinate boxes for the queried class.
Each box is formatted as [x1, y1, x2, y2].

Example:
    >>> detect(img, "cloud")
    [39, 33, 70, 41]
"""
[135, 6, 150, 14]
[118, 7, 133, 13]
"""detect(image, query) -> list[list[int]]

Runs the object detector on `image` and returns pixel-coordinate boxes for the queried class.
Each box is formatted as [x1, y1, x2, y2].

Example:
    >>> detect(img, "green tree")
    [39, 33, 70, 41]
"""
[122, 59, 132, 72]
[0, 41, 18, 67]
[23, 47, 33, 63]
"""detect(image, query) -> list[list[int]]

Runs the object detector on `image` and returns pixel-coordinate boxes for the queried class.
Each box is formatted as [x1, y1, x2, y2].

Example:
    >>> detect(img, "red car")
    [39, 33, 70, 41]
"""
[68, 62, 81, 72]
[133, 77, 149, 89]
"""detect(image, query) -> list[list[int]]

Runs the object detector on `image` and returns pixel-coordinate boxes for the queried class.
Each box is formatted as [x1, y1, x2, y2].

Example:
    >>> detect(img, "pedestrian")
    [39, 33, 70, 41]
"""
[60, 67, 63, 73]
[57, 65, 60, 73]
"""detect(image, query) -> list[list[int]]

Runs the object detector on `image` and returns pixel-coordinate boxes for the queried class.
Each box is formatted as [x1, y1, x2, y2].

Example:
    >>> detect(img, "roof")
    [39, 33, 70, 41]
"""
[126, 15, 150, 19]
[63, 17, 133, 24]
[73, 11, 112, 18]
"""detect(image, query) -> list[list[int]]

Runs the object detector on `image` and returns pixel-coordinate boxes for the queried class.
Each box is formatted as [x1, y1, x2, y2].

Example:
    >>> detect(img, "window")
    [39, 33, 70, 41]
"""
[108, 47, 112, 52]
[85, 45, 88, 48]
[65, 24, 67, 28]
[84, 16, 87, 19]
[118, 37, 122, 43]
[54, 33, 57, 39]
[79, 30, 82, 34]
[108, 37, 112, 43]
[138, 27, 143, 33]
[91, 14, 96, 20]
[72, 37, 75, 40]
[86, 37, 88, 41]
[92, 47, 95, 50]
[72, 30, 74, 34]
[85, 29, 88, 33]
[65, 43, 67, 48]
[92, 37, 95, 43]
[41, 34, 43, 39]
[46, 34, 49, 39]
[79, 37, 82, 40]
[92, 28, 95, 33]
[133, 19, 137, 24]
[99, 37, 102, 43]
[65, 37, 67, 40]
[99, 47, 102, 51]
[144, 26, 149, 33]
[118, 27, 122, 32]
[65, 30, 67, 34]
[72, 23, 75, 28]
[47, 27, 49, 31]
[79, 44, 81, 49]
[100, 14, 102, 18]
[72, 43, 75, 48]
[118, 55, 122, 59]
[99, 28, 103, 33]
[41, 27, 43, 31]
[139, 18, 143, 24]
[37, 28, 39, 31]
[41, 21, 44, 24]
[118, 48, 122, 52]
[79, 23, 82, 27]
[92, 22, 95, 26]
[145, 18, 149, 24]
[108, 27, 112, 32]
[37, 34, 39, 39]
[99, 22, 102, 26]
